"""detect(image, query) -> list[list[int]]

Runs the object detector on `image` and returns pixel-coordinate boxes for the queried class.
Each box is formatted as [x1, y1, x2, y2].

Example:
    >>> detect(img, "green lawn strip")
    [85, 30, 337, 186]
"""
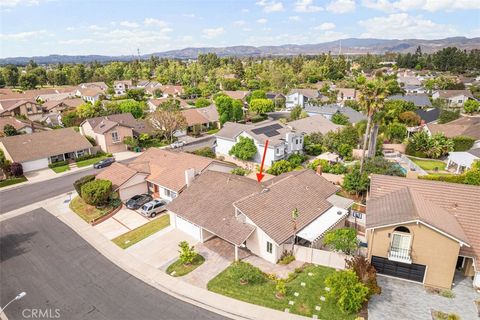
[76, 156, 109, 167]
[166, 254, 205, 276]
[408, 157, 446, 171]
[207, 128, 220, 135]
[112, 215, 170, 249]
[0, 176, 27, 188]
[51, 165, 70, 173]
[69, 196, 114, 223]
[207, 264, 356, 319]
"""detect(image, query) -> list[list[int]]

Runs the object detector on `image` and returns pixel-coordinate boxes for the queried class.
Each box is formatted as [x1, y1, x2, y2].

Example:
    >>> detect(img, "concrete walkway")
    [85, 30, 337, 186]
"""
[93, 207, 150, 240]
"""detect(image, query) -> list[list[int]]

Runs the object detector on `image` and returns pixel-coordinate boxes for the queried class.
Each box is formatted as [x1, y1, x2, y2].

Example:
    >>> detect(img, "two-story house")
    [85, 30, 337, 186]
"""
[285, 89, 327, 110]
[432, 90, 474, 107]
[0, 99, 44, 121]
[113, 80, 133, 96]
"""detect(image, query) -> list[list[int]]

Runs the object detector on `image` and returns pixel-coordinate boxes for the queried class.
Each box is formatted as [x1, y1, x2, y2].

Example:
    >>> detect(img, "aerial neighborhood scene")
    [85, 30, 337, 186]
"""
[1, 1, 480, 320]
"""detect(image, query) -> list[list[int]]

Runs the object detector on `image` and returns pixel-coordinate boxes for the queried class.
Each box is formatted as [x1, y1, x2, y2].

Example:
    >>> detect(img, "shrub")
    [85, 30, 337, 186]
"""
[191, 147, 216, 158]
[267, 160, 293, 176]
[278, 250, 295, 265]
[48, 160, 68, 168]
[80, 179, 112, 206]
[343, 168, 370, 196]
[178, 241, 196, 265]
[332, 113, 350, 125]
[439, 289, 455, 299]
[73, 174, 95, 196]
[249, 98, 274, 114]
[229, 136, 257, 161]
[323, 228, 359, 255]
[463, 99, 479, 114]
[250, 114, 267, 123]
[290, 105, 302, 120]
[231, 167, 248, 176]
[304, 132, 324, 156]
[385, 122, 407, 143]
[307, 159, 348, 175]
[275, 279, 287, 298]
[10, 162, 23, 177]
[399, 111, 421, 126]
[232, 261, 265, 285]
[346, 255, 381, 299]
[438, 109, 460, 124]
[452, 135, 475, 151]
[85, 135, 97, 146]
[287, 153, 307, 167]
[325, 270, 369, 314]
[419, 174, 466, 184]
[195, 97, 211, 108]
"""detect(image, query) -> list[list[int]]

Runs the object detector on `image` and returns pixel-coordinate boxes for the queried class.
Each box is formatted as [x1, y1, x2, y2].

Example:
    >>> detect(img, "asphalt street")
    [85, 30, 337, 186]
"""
[0, 208, 227, 320]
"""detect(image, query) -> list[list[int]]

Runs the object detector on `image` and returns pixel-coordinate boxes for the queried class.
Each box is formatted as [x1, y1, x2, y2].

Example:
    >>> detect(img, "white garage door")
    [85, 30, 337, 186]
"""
[22, 158, 49, 172]
[175, 215, 201, 241]
[119, 183, 148, 201]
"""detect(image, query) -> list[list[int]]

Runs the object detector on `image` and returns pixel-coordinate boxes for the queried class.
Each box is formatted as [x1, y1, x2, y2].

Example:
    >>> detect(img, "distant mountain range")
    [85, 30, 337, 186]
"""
[2, 37, 479, 65]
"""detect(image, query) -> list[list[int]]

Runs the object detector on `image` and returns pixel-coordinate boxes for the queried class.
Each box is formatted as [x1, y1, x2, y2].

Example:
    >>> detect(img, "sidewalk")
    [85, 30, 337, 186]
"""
[1, 194, 309, 320]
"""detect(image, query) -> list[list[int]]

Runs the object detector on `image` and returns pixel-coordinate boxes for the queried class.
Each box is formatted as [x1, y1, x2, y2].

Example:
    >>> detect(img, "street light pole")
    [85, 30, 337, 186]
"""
[0, 292, 26, 314]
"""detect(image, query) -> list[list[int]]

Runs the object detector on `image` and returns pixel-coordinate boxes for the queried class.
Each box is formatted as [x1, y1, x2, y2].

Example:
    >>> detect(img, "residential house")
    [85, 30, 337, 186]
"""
[432, 90, 474, 107]
[388, 94, 432, 108]
[0, 99, 44, 121]
[161, 85, 184, 97]
[304, 103, 367, 124]
[0, 128, 92, 172]
[78, 82, 108, 91]
[336, 88, 357, 102]
[0, 117, 33, 135]
[43, 98, 84, 114]
[288, 114, 342, 135]
[215, 120, 303, 166]
[285, 89, 326, 110]
[266, 92, 286, 109]
[167, 169, 352, 263]
[179, 105, 219, 136]
[96, 149, 234, 201]
[404, 85, 426, 94]
[223, 90, 250, 101]
[79, 113, 152, 153]
[36, 87, 77, 102]
[76, 88, 103, 104]
[113, 80, 133, 96]
[366, 174, 480, 289]
[147, 97, 189, 112]
[425, 117, 480, 148]
[41, 113, 63, 127]
[415, 108, 440, 125]
[447, 148, 480, 173]
[398, 72, 422, 86]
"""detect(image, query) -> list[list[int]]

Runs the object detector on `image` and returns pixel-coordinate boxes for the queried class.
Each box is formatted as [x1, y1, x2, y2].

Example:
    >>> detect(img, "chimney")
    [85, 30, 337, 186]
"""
[316, 165, 323, 176]
[185, 168, 195, 187]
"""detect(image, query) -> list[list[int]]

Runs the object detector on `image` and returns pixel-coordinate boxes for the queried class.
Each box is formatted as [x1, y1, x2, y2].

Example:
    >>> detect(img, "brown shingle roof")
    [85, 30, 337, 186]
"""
[234, 170, 339, 244]
[435, 90, 474, 99]
[288, 115, 341, 135]
[427, 117, 480, 140]
[95, 162, 138, 189]
[368, 174, 480, 268]
[181, 108, 210, 126]
[0, 128, 92, 162]
[83, 113, 151, 135]
[0, 117, 29, 131]
[166, 171, 259, 245]
[222, 90, 250, 100]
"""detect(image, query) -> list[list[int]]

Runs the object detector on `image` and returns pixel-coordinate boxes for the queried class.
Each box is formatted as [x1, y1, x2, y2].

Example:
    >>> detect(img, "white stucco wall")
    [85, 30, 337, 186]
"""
[243, 214, 281, 264]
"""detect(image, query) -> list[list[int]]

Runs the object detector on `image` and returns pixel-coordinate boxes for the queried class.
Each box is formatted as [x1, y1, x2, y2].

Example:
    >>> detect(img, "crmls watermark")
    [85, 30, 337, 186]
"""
[21, 308, 61, 319]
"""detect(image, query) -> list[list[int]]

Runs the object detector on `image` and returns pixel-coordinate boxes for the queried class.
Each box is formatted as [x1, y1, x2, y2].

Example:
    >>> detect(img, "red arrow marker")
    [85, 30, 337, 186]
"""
[256, 139, 269, 183]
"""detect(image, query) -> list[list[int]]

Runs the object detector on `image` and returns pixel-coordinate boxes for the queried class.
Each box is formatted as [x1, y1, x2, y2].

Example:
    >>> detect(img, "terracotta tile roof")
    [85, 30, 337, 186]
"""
[0, 117, 30, 131]
[181, 108, 210, 126]
[0, 128, 92, 162]
[95, 162, 138, 189]
[166, 171, 260, 245]
[368, 174, 480, 269]
[234, 170, 339, 244]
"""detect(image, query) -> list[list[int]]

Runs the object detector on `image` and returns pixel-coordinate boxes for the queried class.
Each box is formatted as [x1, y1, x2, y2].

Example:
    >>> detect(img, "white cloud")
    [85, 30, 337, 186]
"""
[234, 20, 246, 26]
[294, 0, 323, 12]
[120, 21, 139, 28]
[0, 30, 47, 40]
[315, 22, 336, 30]
[0, 0, 39, 8]
[144, 18, 168, 27]
[202, 27, 225, 39]
[88, 25, 106, 31]
[256, 0, 284, 12]
[66, 27, 75, 31]
[59, 38, 94, 45]
[326, 0, 356, 13]
[257, 18, 268, 24]
[362, 0, 480, 12]
[182, 13, 196, 18]
[242, 27, 253, 32]
[241, 8, 249, 12]
[289, 15, 300, 21]
[358, 13, 458, 39]
[315, 31, 348, 43]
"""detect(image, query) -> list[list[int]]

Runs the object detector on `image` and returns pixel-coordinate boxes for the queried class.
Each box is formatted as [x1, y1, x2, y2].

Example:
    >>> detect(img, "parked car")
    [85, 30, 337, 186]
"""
[126, 194, 153, 210]
[93, 157, 115, 169]
[139, 199, 167, 218]
[170, 140, 186, 149]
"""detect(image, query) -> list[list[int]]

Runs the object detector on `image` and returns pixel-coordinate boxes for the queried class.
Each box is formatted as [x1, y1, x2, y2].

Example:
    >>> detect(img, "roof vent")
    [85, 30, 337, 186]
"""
[337, 210, 343, 215]
[261, 188, 269, 193]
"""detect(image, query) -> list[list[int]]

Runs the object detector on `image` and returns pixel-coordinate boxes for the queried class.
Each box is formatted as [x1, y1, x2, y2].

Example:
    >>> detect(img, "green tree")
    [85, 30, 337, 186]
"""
[3, 124, 19, 136]
[118, 100, 144, 119]
[385, 122, 407, 143]
[126, 88, 145, 101]
[290, 105, 302, 120]
[438, 109, 460, 124]
[331, 113, 350, 125]
[229, 136, 257, 161]
[346, 255, 381, 299]
[178, 241, 196, 265]
[464, 160, 480, 185]
[19, 73, 39, 90]
[195, 97, 211, 108]
[247, 90, 266, 103]
[2, 65, 19, 87]
[76, 102, 102, 118]
[249, 98, 274, 115]
[323, 228, 359, 255]
[399, 111, 421, 127]
[73, 174, 96, 197]
[325, 270, 369, 314]
[343, 168, 370, 196]
[464, 99, 479, 114]
[80, 179, 112, 206]
[266, 160, 293, 176]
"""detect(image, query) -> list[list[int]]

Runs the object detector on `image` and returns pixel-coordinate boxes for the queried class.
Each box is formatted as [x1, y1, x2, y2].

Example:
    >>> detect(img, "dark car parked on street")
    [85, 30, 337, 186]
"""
[126, 194, 153, 210]
[93, 157, 115, 169]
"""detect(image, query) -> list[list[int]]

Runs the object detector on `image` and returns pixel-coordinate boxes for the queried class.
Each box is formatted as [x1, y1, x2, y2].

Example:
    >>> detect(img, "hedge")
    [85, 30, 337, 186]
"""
[48, 160, 68, 168]
[75, 152, 112, 162]
[81, 179, 112, 206]
[419, 174, 466, 184]
[73, 174, 96, 197]
[452, 136, 475, 152]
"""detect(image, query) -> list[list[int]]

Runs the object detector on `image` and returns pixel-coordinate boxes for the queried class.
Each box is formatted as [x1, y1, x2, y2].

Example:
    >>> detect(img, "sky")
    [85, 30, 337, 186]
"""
[0, 0, 479, 58]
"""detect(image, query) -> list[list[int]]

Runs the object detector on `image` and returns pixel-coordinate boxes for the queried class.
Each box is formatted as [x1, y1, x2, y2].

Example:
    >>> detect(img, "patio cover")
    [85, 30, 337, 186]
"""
[297, 206, 348, 242]
[447, 151, 479, 169]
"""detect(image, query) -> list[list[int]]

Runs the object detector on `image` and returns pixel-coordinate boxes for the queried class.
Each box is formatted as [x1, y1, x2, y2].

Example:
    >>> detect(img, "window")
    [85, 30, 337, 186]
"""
[389, 227, 412, 262]
[164, 189, 177, 199]
[111, 131, 120, 143]
[27, 105, 32, 112]
[353, 211, 363, 219]
[266, 241, 273, 254]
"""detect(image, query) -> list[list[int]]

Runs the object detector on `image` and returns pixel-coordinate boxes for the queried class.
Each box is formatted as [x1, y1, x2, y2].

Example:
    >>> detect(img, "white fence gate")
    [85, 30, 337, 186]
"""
[294, 245, 347, 270]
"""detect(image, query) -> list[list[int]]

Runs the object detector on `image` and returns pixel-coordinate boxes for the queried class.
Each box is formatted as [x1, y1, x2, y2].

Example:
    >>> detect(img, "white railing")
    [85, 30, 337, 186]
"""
[388, 246, 412, 264]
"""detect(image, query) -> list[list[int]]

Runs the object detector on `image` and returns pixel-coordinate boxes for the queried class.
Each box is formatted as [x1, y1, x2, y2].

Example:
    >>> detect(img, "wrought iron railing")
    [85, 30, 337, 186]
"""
[388, 246, 411, 263]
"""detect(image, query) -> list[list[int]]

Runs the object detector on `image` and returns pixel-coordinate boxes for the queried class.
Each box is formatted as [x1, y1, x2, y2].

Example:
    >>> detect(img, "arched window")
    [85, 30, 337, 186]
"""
[394, 226, 410, 233]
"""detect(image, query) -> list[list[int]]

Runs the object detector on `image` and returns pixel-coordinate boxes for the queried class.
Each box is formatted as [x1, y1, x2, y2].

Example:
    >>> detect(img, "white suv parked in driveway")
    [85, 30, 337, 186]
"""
[139, 199, 167, 218]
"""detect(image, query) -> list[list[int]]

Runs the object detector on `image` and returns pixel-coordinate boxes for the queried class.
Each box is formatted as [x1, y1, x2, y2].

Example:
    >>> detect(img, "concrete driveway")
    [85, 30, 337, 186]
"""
[126, 227, 198, 270]
[93, 207, 150, 240]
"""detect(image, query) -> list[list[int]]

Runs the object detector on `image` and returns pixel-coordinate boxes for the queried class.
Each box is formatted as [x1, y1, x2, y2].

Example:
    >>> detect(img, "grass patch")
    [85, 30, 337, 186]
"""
[166, 254, 205, 277]
[112, 215, 170, 249]
[69, 196, 114, 223]
[408, 157, 446, 171]
[76, 156, 109, 168]
[207, 128, 220, 135]
[208, 263, 356, 319]
[0, 176, 27, 188]
[51, 165, 70, 173]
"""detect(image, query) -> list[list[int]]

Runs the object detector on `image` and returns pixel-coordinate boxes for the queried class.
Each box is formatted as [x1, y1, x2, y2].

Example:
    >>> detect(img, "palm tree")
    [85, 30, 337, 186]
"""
[358, 77, 388, 173]
[291, 208, 299, 252]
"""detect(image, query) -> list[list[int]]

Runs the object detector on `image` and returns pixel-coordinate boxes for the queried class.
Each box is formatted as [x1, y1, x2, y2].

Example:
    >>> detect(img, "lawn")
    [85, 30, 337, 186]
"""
[112, 214, 170, 249]
[51, 165, 70, 173]
[76, 155, 109, 167]
[166, 254, 205, 277]
[69, 196, 115, 223]
[408, 157, 446, 171]
[207, 128, 220, 135]
[0, 176, 27, 188]
[207, 263, 356, 319]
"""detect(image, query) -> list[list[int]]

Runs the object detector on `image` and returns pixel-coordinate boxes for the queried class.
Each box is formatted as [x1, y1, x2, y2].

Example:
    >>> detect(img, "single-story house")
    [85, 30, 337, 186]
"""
[366, 174, 480, 289]
[415, 108, 440, 124]
[215, 120, 303, 166]
[167, 169, 352, 263]
[78, 82, 108, 91]
[179, 105, 219, 136]
[0, 99, 44, 121]
[403, 85, 426, 94]
[96, 148, 234, 201]
[76, 88, 103, 104]
[432, 90, 474, 107]
[0, 128, 92, 172]
[79, 113, 152, 153]
[336, 88, 357, 102]
[222, 90, 250, 101]
[304, 103, 367, 124]
[0, 117, 33, 135]
[388, 94, 432, 108]
[425, 117, 480, 148]
[44, 98, 84, 114]
[160, 85, 184, 97]
[447, 148, 480, 173]
[288, 114, 342, 135]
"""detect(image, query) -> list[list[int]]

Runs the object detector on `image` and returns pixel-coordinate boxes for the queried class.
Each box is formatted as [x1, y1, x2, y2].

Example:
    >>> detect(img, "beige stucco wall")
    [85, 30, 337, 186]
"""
[103, 126, 132, 153]
[367, 222, 460, 289]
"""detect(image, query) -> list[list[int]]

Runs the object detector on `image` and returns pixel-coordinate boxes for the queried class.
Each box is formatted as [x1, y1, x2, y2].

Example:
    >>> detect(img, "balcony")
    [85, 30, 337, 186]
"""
[388, 246, 412, 264]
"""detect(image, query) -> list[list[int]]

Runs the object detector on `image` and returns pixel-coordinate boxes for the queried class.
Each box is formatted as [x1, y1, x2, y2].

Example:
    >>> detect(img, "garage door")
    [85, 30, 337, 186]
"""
[119, 184, 148, 201]
[22, 158, 49, 172]
[175, 215, 201, 241]
[372, 256, 426, 283]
